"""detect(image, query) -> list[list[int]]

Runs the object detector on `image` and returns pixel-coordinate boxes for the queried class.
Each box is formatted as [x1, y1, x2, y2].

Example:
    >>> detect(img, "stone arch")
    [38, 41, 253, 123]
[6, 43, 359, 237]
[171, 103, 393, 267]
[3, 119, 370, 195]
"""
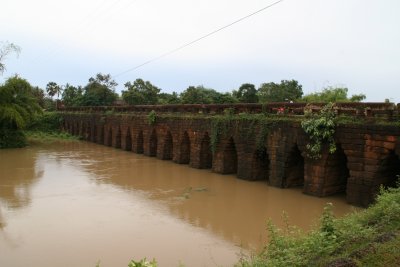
[199, 132, 212, 169]
[114, 126, 121, 148]
[105, 126, 112, 146]
[149, 129, 158, 157]
[283, 144, 304, 187]
[251, 146, 270, 181]
[90, 123, 97, 142]
[78, 122, 83, 137]
[162, 131, 173, 160]
[178, 131, 190, 164]
[83, 123, 90, 140]
[124, 128, 132, 151]
[136, 130, 144, 154]
[214, 136, 237, 174]
[376, 150, 400, 188]
[97, 125, 104, 144]
[323, 144, 350, 195]
[73, 122, 78, 136]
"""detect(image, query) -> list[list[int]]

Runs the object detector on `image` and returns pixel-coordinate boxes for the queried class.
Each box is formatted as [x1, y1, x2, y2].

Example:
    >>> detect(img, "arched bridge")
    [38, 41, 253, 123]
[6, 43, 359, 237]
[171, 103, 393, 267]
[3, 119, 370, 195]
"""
[60, 102, 400, 207]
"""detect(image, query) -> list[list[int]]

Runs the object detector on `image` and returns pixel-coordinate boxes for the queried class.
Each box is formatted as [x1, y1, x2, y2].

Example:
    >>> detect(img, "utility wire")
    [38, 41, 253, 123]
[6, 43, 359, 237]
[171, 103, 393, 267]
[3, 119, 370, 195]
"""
[113, 0, 285, 78]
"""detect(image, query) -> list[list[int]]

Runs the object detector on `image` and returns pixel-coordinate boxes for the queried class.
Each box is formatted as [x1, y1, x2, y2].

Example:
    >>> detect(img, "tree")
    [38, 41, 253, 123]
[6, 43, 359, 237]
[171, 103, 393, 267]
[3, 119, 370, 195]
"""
[212, 92, 238, 104]
[158, 92, 180, 104]
[46, 81, 63, 109]
[0, 75, 42, 148]
[122, 78, 161, 105]
[0, 41, 21, 75]
[258, 80, 303, 102]
[31, 86, 46, 108]
[180, 85, 234, 104]
[302, 86, 366, 103]
[61, 83, 83, 107]
[88, 73, 118, 90]
[234, 83, 258, 103]
[46, 82, 62, 99]
[80, 73, 118, 106]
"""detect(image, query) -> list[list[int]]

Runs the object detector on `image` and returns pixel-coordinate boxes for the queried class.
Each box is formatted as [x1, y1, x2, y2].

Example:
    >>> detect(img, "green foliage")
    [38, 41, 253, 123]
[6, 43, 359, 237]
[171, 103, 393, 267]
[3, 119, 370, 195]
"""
[258, 80, 303, 103]
[180, 85, 237, 104]
[0, 75, 43, 148]
[80, 73, 118, 106]
[0, 127, 27, 148]
[158, 92, 181, 104]
[302, 86, 366, 103]
[209, 113, 286, 154]
[46, 81, 62, 99]
[25, 130, 78, 142]
[128, 258, 157, 267]
[0, 75, 42, 130]
[301, 103, 337, 159]
[210, 114, 236, 154]
[235, 83, 258, 103]
[238, 185, 400, 267]
[147, 110, 157, 125]
[122, 78, 161, 105]
[27, 112, 63, 132]
[61, 83, 83, 107]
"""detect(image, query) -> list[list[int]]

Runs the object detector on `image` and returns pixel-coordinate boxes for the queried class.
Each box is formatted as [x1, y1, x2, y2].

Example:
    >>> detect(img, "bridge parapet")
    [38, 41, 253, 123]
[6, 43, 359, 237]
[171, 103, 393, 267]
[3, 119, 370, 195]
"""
[59, 102, 397, 119]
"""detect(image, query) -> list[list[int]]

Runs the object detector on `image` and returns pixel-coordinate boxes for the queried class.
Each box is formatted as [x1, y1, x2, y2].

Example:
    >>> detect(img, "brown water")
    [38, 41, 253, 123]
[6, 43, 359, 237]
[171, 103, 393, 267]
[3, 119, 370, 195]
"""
[0, 141, 359, 267]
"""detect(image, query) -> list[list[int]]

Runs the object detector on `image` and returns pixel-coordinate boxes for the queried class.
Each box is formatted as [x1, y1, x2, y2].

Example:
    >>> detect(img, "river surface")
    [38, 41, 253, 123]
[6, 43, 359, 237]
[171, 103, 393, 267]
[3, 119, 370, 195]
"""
[0, 141, 359, 267]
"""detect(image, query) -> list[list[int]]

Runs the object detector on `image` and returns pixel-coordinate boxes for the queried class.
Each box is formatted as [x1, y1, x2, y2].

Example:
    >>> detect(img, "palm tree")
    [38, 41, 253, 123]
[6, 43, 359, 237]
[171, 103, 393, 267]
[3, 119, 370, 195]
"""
[46, 81, 63, 109]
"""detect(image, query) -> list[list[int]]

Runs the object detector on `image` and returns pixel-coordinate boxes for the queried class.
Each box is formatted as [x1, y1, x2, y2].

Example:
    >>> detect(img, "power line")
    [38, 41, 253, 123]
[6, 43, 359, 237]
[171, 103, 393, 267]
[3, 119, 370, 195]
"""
[113, 0, 285, 78]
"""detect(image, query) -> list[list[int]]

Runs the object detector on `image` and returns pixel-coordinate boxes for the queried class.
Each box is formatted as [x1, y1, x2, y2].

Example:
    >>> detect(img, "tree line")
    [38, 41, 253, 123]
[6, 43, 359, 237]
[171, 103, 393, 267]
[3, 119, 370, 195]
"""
[40, 73, 367, 108]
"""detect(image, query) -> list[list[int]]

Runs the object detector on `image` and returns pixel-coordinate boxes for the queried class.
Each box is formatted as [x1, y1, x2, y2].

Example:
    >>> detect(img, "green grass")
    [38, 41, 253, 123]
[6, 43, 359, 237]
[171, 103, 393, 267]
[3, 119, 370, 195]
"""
[236, 184, 400, 267]
[25, 130, 79, 143]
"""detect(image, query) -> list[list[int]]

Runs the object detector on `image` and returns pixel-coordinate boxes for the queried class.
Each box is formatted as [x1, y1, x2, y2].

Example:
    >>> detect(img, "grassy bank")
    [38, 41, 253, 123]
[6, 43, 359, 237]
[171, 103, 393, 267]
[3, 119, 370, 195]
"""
[25, 130, 78, 143]
[25, 112, 78, 143]
[237, 184, 400, 267]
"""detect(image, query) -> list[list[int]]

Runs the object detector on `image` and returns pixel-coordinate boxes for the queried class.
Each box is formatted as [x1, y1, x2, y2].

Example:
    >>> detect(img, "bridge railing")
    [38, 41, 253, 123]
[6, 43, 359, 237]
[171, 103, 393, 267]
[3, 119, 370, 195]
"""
[58, 102, 398, 120]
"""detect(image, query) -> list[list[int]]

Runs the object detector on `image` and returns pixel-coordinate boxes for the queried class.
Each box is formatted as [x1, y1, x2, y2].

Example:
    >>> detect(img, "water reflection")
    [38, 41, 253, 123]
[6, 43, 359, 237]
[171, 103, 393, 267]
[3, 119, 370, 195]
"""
[0, 147, 44, 228]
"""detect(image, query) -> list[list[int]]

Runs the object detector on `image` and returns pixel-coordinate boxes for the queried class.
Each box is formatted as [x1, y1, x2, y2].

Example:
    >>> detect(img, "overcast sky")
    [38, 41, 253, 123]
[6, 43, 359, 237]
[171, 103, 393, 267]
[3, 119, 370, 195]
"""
[1, 0, 399, 102]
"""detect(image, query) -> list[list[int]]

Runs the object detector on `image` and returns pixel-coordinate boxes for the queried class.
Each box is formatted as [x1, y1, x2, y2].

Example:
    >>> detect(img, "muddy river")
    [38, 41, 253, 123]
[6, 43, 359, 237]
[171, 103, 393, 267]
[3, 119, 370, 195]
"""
[0, 141, 359, 266]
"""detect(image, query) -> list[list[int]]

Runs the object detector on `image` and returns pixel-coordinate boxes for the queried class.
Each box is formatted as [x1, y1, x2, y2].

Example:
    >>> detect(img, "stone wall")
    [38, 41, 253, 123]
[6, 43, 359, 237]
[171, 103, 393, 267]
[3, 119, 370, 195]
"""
[62, 112, 400, 207]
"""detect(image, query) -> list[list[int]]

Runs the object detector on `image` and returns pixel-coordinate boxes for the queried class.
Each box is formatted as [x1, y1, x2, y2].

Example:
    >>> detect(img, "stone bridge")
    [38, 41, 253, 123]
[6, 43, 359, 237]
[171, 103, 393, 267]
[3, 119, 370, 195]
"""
[60, 102, 400, 207]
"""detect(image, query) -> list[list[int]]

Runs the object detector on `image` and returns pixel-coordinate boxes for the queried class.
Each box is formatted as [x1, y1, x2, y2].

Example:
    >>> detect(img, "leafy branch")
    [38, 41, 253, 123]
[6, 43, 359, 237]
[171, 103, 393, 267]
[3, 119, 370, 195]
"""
[301, 103, 337, 159]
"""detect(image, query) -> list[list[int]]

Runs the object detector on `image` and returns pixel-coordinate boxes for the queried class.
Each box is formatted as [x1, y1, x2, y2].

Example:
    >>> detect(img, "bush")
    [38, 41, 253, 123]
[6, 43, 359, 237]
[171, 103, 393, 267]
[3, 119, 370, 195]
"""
[0, 127, 27, 148]
[27, 112, 63, 132]
[237, 184, 400, 267]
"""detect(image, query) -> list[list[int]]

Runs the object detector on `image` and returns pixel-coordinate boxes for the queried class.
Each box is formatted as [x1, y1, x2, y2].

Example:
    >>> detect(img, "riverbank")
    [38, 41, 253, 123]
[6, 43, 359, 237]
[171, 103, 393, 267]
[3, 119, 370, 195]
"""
[237, 184, 400, 267]
[25, 130, 78, 143]
[25, 112, 78, 143]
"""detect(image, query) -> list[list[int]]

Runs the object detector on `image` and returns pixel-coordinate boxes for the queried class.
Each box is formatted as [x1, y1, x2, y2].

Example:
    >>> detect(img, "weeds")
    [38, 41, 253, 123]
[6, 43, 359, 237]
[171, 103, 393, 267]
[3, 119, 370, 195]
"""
[237, 184, 400, 266]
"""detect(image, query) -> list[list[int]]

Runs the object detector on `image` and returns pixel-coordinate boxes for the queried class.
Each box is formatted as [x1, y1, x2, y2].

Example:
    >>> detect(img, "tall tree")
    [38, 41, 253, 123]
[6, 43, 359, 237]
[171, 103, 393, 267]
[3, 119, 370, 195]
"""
[0, 41, 21, 75]
[46, 82, 62, 99]
[61, 83, 83, 107]
[258, 80, 303, 102]
[80, 73, 118, 106]
[235, 83, 258, 103]
[0, 75, 42, 148]
[302, 86, 366, 102]
[122, 78, 161, 105]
